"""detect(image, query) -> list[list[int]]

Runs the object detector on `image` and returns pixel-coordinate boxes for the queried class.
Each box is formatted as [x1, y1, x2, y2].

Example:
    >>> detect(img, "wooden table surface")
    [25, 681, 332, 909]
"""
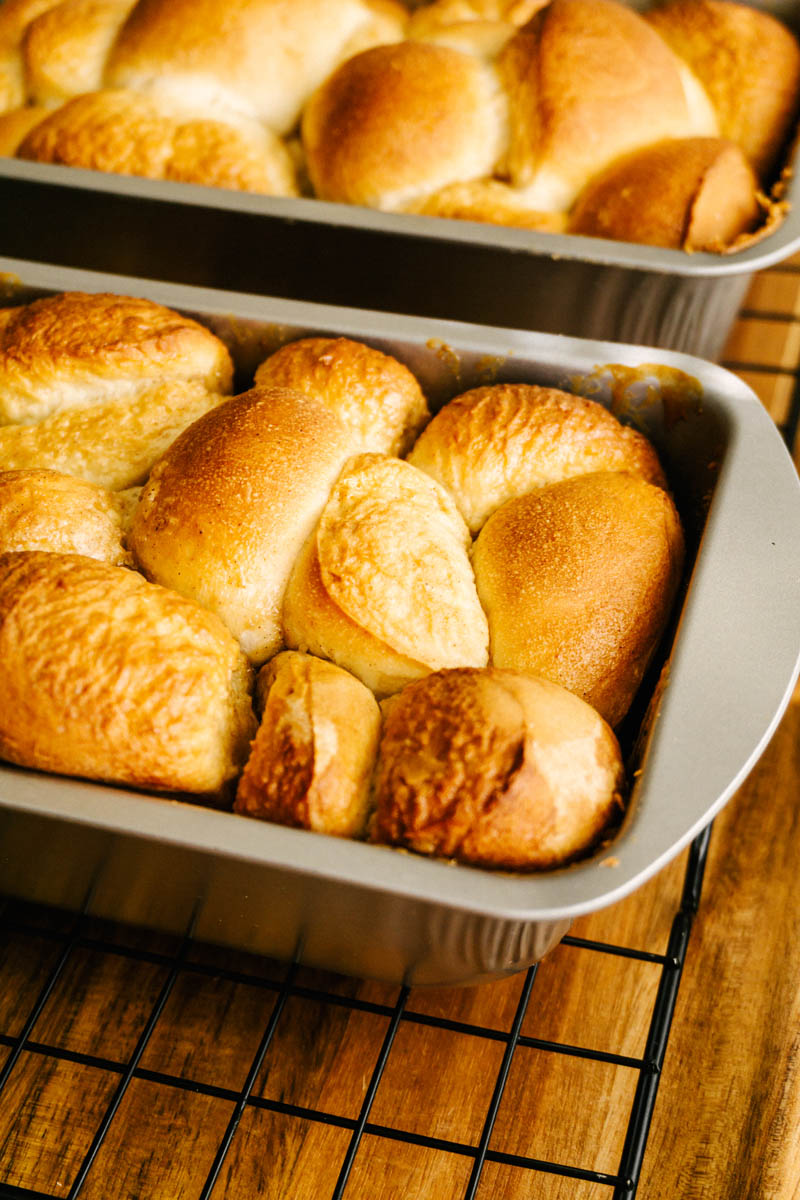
[1, 261, 800, 1200]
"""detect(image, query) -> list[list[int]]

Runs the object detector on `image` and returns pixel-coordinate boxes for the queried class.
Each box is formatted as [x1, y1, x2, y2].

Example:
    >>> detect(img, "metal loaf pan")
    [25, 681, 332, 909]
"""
[0, 257, 799, 987]
[1, 0, 799, 361]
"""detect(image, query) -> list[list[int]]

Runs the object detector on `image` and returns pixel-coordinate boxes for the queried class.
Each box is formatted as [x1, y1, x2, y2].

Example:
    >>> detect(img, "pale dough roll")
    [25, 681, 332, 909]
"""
[235, 650, 381, 838]
[0, 550, 256, 794]
[0, 468, 130, 562]
[301, 39, 509, 210]
[647, 0, 800, 180]
[104, 0, 409, 136]
[254, 336, 430, 457]
[129, 385, 357, 664]
[371, 666, 625, 870]
[471, 471, 685, 727]
[407, 383, 666, 534]
[0, 290, 233, 425]
[568, 137, 762, 252]
[0, 380, 227, 490]
[17, 88, 300, 196]
[282, 452, 489, 696]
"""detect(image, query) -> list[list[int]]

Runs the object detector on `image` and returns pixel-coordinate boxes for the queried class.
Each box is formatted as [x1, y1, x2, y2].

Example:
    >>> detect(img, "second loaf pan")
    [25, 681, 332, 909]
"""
[0, 256, 799, 987]
[2, 153, 799, 363]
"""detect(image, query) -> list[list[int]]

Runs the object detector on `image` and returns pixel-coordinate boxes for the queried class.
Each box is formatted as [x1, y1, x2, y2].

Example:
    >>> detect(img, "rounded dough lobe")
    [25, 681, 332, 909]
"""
[254, 336, 430, 457]
[646, 0, 800, 180]
[471, 471, 685, 727]
[235, 650, 381, 837]
[0, 550, 256, 794]
[129, 385, 356, 664]
[0, 289, 233, 425]
[283, 452, 489, 695]
[17, 87, 300, 195]
[371, 666, 625, 870]
[568, 137, 761, 252]
[407, 382, 665, 533]
[302, 39, 508, 210]
[0, 468, 130, 562]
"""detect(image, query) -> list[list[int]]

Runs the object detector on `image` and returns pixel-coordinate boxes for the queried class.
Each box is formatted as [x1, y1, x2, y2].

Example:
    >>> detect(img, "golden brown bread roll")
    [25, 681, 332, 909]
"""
[471, 471, 685, 727]
[302, 38, 507, 210]
[129, 385, 357, 664]
[407, 382, 666, 533]
[103, 0, 409, 135]
[235, 650, 381, 837]
[647, 0, 800, 180]
[254, 336, 430, 457]
[568, 136, 762, 252]
[20, 0, 136, 107]
[0, 467, 131, 562]
[0, 0, 61, 110]
[0, 290, 233, 425]
[282, 452, 489, 695]
[0, 550, 256, 794]
[371, 666, 625, 870]
[302, 0, 718, 217]
[0, 103, 48, 154]
[17, 87, 300, 195]
[495, 0, 718, 211]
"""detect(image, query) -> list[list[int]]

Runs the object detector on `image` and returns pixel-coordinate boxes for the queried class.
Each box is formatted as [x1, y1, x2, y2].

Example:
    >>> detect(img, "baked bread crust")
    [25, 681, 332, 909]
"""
[407, 382, 666, 533]
[371, 666, 625, 870]
[569, 136, 762, 252]
[235, 649, 381, 837]
[0, 550, 256, 794]
[254, 336, 430, 457]
[18, 87, 300, 194]
[0, 290, 233, 425]
[471, 470, 685, 726]
[0, 467, 130, 562]
[282, 452, 489, 695]
[129, 384, 357, 664]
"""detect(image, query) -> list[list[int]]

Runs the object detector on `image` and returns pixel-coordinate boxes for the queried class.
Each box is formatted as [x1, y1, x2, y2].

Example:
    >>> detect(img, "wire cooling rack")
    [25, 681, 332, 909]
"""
[0, 257, 799, 1200]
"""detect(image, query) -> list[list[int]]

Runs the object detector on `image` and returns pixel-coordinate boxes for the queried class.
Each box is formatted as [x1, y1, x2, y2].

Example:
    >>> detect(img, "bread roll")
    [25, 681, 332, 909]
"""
[0, 0, 61, 111]
[0, 290, 233, 425]
[254, 336, 430, 457]
[0, 468, 130, 562]
[282, 452, 489, 695]
[0, 550, 256, 794]
[235, 650, 381, 837]
[0, 379, 227, 490]
[301, 39, 509, 210]
[495, 0, 718, 212]
[0, 103, 48, 154]
[647, 0, 800, 180]
[407, 0, 546, 38]
[407, 383, 666, 533]
[371, 666, 625, 870]
[17, 87, 300, 194]
[103, 0, 409, 135]
[568, 136, 762, 251]
[471, 471, 685, 727]
[407, 178, 569, 231]
[21, 0, 135, 107]
[129, 385, 356, 664]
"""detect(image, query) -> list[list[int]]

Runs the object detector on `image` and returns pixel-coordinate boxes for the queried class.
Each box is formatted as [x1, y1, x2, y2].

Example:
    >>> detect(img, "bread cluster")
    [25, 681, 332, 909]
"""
[0, 288, 686, 870]
[1, 0, 798, 252]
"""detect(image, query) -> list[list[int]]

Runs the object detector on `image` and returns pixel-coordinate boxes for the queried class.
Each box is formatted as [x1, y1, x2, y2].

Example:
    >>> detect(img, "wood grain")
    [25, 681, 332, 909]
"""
[0, 262, 799, 1198]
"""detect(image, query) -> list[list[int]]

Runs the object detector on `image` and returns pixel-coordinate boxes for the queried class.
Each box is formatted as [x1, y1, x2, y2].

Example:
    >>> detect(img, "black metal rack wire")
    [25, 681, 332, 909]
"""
[0, 823, 711, 1200]
[0, 261, 799, 1200]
